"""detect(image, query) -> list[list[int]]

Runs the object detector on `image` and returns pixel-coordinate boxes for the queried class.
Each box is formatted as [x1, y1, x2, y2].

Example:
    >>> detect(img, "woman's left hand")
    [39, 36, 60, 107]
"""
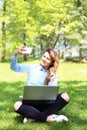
[49, 72, 54, 81]
[44, 72, 54, 85]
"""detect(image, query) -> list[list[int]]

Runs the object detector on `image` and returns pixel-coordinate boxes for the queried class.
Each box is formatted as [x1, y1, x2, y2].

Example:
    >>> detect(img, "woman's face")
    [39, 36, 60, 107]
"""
[40, 52, 52, 69]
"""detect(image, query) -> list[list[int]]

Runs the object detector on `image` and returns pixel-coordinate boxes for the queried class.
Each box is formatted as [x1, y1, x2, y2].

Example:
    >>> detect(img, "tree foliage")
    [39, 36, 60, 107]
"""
[0, 0, 87, 62]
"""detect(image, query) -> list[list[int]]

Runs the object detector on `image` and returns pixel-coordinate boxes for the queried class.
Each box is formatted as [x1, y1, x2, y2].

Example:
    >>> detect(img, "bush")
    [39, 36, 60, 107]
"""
[65, 56, 79, 62]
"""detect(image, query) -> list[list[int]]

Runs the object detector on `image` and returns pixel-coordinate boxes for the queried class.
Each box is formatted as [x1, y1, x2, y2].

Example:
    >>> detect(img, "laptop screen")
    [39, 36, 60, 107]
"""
[23, 86, 59, 101]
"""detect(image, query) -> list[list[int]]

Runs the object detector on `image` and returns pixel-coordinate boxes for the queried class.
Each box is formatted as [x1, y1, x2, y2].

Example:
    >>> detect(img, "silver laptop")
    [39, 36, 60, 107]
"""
[23, 86, 59, 101]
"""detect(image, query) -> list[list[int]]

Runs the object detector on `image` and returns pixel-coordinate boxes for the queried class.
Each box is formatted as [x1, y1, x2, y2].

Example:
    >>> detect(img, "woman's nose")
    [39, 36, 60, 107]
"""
[43, 57, 46, 61]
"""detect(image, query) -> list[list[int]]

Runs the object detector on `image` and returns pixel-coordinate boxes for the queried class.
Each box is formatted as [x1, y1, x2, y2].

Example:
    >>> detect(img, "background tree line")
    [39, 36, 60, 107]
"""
[0, 0, 87, 62]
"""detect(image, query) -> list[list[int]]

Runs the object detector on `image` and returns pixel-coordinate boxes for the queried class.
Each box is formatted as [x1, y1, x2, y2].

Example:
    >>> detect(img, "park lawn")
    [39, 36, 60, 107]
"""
[0, 61, 87, 130]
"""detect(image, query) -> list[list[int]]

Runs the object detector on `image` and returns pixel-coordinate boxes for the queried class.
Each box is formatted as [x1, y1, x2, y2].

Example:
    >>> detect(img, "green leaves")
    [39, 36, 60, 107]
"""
[0, 0, 87, 61]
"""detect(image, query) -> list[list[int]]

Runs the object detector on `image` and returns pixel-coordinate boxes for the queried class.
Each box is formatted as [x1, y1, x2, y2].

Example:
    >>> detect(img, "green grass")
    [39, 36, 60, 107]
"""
[0, 61, 87, 130]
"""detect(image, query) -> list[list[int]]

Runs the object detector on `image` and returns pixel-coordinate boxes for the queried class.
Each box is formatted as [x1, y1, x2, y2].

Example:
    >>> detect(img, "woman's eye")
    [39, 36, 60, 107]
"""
[47, 57, 50, 60]
[43, 55, 45, 58]
[43, 55, 51, 61]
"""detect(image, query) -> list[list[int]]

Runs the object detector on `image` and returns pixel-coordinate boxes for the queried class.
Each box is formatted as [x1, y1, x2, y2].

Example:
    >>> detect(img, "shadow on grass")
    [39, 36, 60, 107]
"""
[0, 80, 87, 130]
[0, 81, 24, 112]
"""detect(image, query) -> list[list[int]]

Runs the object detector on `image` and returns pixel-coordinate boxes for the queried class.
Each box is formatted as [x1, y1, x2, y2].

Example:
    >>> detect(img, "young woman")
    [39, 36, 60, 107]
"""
[10, 46, 70, 123]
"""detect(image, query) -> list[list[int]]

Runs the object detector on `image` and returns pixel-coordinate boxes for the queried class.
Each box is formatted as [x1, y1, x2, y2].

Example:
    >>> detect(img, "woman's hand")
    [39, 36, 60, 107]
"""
[44, 72, 54, 85]
[14, 46, 32, 56]
[14, 46, 24, 56]
[48, 72, 54, 81]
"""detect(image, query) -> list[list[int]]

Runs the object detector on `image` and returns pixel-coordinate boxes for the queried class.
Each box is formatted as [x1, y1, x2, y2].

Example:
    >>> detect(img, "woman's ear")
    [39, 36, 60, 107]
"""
[50, 60, 58, 73]
[50, 63, 54, 68]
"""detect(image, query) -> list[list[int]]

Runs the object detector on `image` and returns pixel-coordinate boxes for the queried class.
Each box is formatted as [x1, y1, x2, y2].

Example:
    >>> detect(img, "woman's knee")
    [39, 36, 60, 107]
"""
[61, 92, 70, 102]
[14, 101, 22, 111]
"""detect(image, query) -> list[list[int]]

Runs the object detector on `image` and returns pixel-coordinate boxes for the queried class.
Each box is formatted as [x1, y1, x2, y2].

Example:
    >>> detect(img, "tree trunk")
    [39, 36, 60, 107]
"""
[63, 37, 67, 61]
[1, 1, 6, 62]
[23, 33, 27, 61]
[79, 43, 83, 62]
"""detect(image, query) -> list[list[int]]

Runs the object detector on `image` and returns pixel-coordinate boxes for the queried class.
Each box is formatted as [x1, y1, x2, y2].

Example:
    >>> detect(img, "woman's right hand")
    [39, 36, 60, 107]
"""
[14, 46, 24, 56]
[14, 46, 32, 56]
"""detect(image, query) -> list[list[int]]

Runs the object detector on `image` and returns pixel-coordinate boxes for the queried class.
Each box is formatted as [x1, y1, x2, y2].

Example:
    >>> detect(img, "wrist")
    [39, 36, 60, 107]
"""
[44, 78, 50, 85]
[14, 51, 18, 56]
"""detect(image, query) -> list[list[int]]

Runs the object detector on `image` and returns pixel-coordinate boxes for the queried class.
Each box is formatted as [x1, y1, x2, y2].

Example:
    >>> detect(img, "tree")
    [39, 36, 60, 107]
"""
[1, 0, 6, 62]
[65, 0, 87, 61]
[0, 0, 87, 61]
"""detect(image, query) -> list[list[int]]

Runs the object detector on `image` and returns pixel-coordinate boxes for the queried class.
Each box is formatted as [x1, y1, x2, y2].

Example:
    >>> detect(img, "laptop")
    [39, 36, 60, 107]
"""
[22, 86, 59, 104]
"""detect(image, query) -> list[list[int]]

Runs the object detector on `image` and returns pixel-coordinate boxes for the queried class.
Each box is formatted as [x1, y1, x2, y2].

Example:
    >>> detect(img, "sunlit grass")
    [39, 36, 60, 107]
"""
[0, 61, 87, 130]
[57, 62, 87, 81]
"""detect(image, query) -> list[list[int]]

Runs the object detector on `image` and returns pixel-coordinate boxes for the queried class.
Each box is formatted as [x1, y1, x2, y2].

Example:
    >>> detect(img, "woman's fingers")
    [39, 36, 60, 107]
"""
[49, 72, 54, 81]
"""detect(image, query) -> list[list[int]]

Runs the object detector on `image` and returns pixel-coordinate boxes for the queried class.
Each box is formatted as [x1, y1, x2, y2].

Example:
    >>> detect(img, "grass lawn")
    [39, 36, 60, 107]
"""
[0, 60, 87, 130]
